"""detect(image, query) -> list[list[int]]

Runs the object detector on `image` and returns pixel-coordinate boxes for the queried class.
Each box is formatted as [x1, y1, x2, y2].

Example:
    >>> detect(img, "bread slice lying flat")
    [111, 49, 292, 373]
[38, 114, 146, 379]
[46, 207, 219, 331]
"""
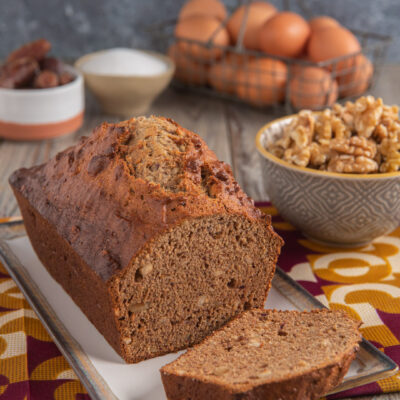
[161, 309, 361, 400]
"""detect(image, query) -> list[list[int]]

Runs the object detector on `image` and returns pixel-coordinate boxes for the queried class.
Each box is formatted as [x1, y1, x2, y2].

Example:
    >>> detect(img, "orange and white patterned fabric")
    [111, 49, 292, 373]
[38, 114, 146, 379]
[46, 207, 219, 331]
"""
[0, 259, 88, 399]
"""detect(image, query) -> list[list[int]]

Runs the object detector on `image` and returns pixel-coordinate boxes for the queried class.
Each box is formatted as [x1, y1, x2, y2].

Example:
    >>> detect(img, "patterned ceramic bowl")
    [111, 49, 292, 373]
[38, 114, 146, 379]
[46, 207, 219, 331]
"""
[256, 115, 400, 247]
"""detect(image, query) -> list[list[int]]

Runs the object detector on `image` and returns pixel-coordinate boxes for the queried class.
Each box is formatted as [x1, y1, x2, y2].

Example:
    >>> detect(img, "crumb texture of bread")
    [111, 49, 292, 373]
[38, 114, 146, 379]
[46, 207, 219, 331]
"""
[9, 116, 283, 363]
[161, 309, 361, 400]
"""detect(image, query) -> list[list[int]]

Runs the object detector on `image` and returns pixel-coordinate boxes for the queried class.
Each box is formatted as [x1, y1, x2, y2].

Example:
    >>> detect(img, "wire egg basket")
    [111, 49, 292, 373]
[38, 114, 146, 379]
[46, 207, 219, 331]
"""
[157, 0, 391, 113]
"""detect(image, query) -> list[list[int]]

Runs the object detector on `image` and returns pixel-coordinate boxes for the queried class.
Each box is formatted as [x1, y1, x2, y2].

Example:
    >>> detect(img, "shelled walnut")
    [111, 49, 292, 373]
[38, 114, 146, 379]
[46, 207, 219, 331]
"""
[266, 96, 400, 173]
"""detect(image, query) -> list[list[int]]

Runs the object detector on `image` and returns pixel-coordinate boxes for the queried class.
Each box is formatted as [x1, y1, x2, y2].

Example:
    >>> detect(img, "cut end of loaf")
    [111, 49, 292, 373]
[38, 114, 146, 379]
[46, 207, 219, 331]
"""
[110, 214, 281, 363]
[161, 309, 361, 400]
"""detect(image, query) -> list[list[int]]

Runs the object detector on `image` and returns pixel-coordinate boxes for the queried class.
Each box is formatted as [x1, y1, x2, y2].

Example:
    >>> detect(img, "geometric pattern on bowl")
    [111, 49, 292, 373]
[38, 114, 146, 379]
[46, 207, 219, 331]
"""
[257, 116, 400, 247]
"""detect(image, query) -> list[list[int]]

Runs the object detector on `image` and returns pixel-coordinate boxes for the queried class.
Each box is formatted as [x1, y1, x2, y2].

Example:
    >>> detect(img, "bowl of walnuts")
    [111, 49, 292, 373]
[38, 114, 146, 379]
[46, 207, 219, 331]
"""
[0, 39, 84, 141]
[256, 96, 400, 247]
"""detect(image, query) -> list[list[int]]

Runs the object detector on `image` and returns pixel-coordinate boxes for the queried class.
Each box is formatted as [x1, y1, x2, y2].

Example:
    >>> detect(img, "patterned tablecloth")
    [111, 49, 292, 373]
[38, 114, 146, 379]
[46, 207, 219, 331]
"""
[0, 261, 89, 399]
[0, 203, 399, 399]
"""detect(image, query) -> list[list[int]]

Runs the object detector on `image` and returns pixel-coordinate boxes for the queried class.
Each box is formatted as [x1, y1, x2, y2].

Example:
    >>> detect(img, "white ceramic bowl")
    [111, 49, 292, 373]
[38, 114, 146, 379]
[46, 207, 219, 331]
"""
[75, 49, 175, 117]
[256, 115, 400, 247]
[0, 65, 84, 141]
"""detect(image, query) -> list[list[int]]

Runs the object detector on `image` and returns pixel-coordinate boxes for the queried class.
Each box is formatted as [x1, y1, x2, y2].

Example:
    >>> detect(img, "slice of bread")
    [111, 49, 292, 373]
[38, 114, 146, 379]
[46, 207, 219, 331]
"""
[161, 309, 361, 400]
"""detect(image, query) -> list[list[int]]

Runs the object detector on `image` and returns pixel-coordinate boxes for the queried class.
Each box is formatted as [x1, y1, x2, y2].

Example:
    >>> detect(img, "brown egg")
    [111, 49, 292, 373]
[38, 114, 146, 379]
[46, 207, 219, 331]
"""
[289, 66, 338, 109]
[236, 58, 287, 105]
[227, 2, 277, 50]
[258, 12, 311, 58]
[168, 44, 208, 85]
[224, 52, 253, 65]
[208, 53, 250, 93]
[208, 62, 236, 94]
[338, 54, 373, 97]
[307, 27, 361, 70]
[179, 0, 227, 22]
[309, 16, 340, 32]
[288, 53, 314, 75]
[175, 16, 230, 62]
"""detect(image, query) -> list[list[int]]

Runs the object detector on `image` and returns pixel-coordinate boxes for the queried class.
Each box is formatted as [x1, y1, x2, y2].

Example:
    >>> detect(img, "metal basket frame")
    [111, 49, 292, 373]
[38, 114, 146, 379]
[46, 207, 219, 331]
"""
[163, 0, 391, 113]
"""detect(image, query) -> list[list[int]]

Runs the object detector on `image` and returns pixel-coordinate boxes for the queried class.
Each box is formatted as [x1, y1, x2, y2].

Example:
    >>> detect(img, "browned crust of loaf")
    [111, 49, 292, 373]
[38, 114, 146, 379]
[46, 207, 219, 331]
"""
[161, 347, 357, 400]
[11, 187, 125, 357]
[9, 116, 282, 283]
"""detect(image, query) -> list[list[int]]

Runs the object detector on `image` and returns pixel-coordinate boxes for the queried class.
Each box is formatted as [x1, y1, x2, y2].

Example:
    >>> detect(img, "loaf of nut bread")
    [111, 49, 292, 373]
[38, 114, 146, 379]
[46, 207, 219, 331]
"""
[161, 309, 361, 400]
[9, 116, 283, 363]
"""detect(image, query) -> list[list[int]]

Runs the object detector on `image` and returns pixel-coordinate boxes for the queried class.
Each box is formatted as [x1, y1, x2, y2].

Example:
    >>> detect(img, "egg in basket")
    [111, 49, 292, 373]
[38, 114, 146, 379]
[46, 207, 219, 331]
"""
[167, 0, 391, 112]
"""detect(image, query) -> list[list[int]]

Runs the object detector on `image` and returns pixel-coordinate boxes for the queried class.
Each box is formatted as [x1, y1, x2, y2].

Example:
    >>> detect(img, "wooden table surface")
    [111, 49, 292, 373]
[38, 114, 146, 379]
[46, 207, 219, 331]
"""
[0, 66, 400, 400]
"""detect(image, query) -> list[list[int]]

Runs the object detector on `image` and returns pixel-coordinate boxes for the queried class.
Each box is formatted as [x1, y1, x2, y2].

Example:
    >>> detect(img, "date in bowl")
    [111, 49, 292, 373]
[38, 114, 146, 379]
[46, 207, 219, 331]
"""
[256, 115, 400, 247]
[0, 65, 84, 141]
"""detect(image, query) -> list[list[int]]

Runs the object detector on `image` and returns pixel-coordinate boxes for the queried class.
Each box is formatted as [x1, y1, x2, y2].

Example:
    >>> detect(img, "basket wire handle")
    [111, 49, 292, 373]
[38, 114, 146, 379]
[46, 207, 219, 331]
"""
[234, 0, 252, 51]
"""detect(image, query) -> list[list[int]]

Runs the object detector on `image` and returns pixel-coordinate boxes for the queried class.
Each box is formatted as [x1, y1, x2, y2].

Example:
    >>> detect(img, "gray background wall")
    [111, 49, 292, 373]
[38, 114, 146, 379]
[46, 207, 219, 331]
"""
[0, 0, 398, 61]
